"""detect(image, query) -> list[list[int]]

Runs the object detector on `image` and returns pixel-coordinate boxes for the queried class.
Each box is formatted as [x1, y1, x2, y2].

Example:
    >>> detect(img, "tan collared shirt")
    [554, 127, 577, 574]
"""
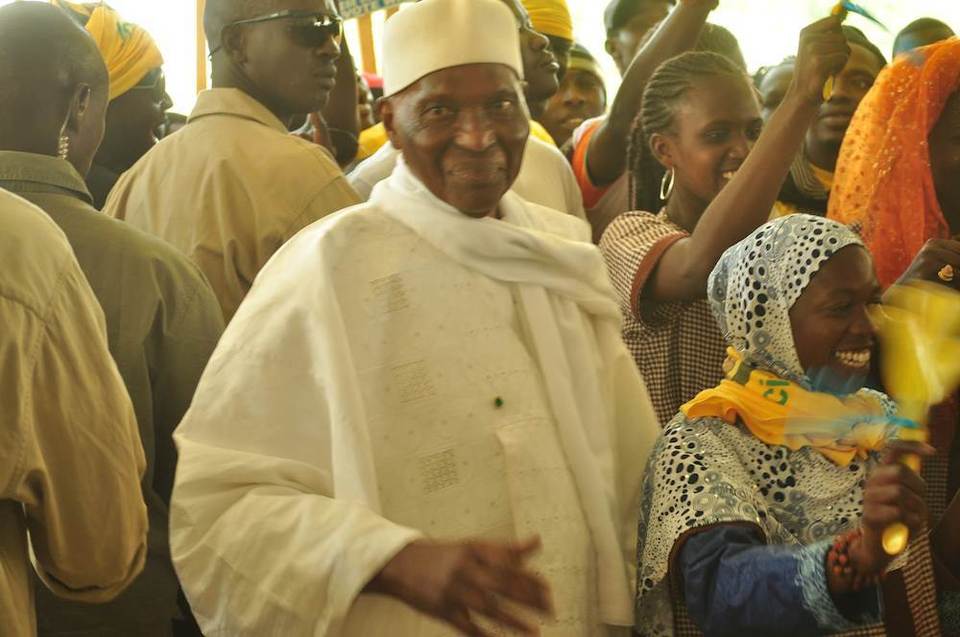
[0, 151, 225, 635]
[0, 188, 147, 637]
[105, 88, 361, 322]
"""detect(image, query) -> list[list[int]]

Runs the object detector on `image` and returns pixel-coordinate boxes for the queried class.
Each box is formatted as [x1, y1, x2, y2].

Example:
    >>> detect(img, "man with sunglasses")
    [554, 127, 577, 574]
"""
[104, 0, 360, 323]
[169, 0, 658, 635]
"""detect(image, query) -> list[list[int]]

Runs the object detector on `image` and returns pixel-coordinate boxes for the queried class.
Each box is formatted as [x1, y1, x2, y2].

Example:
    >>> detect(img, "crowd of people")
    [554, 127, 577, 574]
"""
[1, 0, 960, 635]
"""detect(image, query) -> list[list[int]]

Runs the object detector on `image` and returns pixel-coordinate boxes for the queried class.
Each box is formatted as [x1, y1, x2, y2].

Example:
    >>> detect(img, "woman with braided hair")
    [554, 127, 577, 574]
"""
[600, 17, 852, 427]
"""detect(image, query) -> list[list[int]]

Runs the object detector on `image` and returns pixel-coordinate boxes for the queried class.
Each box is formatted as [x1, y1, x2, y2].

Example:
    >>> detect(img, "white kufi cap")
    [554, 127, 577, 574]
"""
[382, 0, 524, 97]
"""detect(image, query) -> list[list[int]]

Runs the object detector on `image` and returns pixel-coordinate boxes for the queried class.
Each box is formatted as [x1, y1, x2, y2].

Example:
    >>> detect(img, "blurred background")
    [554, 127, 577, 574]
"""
[2, 0, 958, 114]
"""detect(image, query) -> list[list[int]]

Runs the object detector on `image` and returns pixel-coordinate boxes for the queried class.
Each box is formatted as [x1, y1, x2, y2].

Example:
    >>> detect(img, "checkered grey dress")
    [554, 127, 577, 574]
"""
[600, 211, 726, 427]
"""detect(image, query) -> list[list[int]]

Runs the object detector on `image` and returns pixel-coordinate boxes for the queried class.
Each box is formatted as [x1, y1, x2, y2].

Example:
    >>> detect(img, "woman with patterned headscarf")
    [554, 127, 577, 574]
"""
[635, 214, 960, 636]
[51, 1, 171, 208]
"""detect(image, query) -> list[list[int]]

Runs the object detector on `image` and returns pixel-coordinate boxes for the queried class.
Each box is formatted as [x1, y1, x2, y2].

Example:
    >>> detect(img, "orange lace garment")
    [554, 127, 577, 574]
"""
[828, 38, 960, 288]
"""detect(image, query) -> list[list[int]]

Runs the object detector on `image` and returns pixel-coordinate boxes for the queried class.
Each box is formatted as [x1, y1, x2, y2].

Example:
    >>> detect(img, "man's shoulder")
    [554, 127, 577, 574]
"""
[56, 198, 216, 303]
[111, 120, 355, 222]
[246, 201, 411, 301]
[277, 200, 407, 261]
[525, 134, 569, 163]
[0, 190, 78, 317]
[520, 198, 591, 243]
[134, 116, 344, 183]
[347, 142, 400, 197]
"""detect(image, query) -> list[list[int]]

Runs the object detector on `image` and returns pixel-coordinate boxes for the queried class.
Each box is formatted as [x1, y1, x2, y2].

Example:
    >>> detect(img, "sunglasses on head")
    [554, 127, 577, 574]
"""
[210, 10, 343, 56]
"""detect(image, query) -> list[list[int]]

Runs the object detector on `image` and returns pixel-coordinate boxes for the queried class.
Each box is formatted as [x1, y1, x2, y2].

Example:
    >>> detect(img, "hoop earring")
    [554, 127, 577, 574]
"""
[659, 168, 675, 201]
[57, 135, 70, 161]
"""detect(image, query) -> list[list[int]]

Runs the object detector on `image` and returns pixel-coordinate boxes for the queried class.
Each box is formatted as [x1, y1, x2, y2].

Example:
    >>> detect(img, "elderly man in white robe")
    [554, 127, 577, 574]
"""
[169, 1, 658, 635]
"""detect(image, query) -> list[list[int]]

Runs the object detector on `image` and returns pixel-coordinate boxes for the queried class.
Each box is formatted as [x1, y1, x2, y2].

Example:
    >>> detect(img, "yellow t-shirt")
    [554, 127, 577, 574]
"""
[355, 119, 557, 162]
[770, 162, 834, 219]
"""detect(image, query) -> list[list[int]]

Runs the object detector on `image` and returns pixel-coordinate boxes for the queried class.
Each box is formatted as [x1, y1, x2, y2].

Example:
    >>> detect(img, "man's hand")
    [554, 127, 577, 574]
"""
[367, 536, 554, 636]
[790, 16, 851, 106]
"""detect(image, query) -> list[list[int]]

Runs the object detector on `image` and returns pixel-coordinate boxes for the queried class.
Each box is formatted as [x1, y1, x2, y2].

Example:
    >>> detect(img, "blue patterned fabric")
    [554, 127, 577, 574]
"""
[679, 525, 881, 636]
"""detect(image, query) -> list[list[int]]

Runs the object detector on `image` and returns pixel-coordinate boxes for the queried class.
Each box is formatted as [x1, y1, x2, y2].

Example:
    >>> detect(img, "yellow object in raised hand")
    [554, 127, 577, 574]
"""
[822, 2, 849, 101]
[822, 1, 888, 100]
[868, 282, 960, 555]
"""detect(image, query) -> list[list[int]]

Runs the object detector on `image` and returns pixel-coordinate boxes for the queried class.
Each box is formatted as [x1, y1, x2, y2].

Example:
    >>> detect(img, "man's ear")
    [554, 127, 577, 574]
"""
[379, 97, 402, 150]
[64, 84, 92, 136]
[604, 37, 618, 60]
[222, 25, 247, 65]
[649, 131, 676, 170]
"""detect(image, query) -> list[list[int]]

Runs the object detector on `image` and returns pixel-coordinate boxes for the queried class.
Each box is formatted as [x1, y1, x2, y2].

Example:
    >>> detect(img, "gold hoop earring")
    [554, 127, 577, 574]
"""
[659, 168, 675, 201]
[57, 135, 70, 161]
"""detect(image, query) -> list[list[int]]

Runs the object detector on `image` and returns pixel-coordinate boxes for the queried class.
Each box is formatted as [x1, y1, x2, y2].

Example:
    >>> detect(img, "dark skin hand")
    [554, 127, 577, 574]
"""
[365, 536, 553, 637]
[893, 238, 960, 291]
[828, 441, 934, 597]
[645, 16, 850, 303]
[587, 0, 717, 187]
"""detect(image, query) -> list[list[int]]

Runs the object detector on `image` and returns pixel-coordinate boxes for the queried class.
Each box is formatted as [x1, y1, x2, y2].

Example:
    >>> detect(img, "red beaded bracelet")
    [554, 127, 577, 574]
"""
[827, 529, 883, 592]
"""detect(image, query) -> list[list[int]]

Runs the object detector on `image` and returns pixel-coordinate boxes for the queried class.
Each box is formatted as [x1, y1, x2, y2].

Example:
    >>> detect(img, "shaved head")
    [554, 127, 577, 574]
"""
[203, 0, 275, 50]
[0, 1, 109, 175]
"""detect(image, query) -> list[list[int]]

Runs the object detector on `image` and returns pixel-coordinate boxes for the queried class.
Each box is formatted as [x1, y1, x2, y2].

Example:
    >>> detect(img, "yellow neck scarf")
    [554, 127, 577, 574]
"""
[681, 349, 890, 466]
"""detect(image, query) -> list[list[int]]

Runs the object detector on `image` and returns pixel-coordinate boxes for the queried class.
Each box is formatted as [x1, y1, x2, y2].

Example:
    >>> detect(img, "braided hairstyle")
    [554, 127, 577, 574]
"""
[627, 51, 750, 213]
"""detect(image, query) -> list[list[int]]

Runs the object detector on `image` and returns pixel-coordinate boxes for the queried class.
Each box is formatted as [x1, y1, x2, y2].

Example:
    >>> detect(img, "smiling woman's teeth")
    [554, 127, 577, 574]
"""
[835, 349, 871, 368]
[722, 171, 737, 181]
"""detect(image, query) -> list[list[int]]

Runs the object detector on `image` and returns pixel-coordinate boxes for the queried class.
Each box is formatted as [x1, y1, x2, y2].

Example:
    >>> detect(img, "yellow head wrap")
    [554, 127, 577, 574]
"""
[568, 44, 604, 84]
[51, 1, 164, 101]
[521, 0, 574, 42]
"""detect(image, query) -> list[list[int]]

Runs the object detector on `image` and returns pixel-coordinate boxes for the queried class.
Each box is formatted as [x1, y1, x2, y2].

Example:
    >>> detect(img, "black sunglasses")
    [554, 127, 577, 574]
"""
[210, 10, 343, 57]
[130, 68, 170, 105]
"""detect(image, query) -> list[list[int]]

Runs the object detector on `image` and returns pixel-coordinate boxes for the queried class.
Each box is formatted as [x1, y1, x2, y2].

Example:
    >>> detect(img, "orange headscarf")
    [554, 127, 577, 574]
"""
[828, 38, 960, 288]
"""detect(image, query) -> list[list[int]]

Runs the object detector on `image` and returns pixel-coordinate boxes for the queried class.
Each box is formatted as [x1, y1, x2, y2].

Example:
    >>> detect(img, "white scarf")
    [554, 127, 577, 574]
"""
[371, 160, 644, 625]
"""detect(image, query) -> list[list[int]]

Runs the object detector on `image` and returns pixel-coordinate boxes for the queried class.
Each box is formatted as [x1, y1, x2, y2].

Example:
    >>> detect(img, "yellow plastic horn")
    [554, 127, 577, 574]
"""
[869, 282, 960, 555]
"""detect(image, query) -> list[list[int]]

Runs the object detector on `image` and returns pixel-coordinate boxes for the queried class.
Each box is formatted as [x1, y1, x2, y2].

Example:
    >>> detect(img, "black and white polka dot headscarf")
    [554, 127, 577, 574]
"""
[708, 214, 865, 385]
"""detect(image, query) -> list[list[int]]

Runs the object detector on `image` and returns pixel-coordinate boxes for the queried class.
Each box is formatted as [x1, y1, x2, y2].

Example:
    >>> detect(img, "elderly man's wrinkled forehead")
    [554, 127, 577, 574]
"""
[389, 63, 525, 111]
